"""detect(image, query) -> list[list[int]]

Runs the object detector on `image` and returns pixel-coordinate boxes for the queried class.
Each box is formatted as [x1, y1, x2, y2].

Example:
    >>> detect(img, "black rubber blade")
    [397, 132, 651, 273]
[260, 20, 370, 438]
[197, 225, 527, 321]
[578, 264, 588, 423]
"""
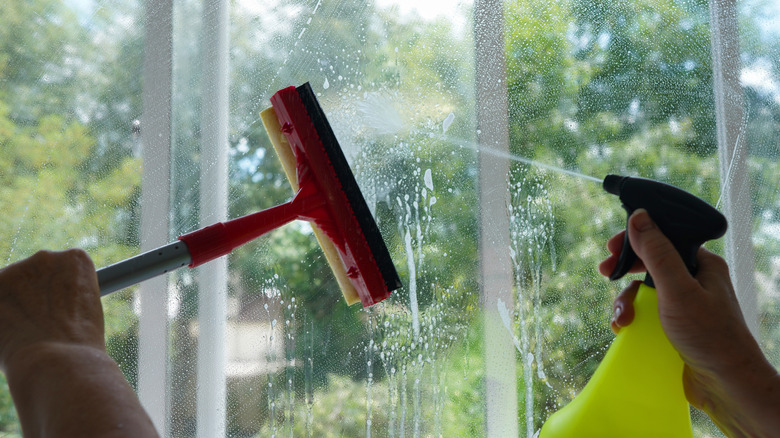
[295, 83, 402, 297]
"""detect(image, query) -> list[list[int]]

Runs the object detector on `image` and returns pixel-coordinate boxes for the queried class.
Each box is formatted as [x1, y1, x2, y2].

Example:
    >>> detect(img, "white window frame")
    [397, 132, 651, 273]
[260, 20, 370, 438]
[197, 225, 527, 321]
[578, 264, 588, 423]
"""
[139, 0, 174, 435]
[474, 0, 519, 437]
[138, 1, 230, 436]
[196, 0, 230, 436]
[709, 0, 758, 336]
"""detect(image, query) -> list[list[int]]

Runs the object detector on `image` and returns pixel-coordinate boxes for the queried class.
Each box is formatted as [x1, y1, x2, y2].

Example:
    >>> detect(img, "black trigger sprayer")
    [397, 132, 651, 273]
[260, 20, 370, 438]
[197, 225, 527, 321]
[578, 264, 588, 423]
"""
[602, 174, 728, 287]
[540, 174, 728, 438]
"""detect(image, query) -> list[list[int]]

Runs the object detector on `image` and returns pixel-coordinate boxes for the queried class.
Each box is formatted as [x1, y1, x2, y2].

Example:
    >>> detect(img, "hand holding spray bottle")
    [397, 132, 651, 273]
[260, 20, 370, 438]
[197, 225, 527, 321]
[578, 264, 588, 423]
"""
[539, 175, 727, 438]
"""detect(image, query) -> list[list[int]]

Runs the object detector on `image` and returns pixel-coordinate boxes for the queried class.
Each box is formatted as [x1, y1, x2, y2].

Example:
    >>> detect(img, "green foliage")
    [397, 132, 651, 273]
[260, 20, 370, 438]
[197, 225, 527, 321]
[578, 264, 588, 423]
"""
[0, 0, 143, 429]
[571, 0, 716, 154]
[254, 321, 485, 437]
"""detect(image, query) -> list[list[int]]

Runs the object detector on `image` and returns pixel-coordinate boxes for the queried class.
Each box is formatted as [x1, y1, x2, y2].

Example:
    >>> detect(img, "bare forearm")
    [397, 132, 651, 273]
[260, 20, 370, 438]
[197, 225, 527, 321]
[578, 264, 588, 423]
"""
[5, 343, 159, 438]
[691, 351, 780, 438]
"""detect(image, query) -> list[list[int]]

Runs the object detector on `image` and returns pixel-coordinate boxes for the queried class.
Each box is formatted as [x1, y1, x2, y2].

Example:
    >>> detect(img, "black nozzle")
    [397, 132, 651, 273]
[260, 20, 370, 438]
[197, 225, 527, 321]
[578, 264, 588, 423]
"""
[603, 174, 624, 196]
[603, 174, 727, 287]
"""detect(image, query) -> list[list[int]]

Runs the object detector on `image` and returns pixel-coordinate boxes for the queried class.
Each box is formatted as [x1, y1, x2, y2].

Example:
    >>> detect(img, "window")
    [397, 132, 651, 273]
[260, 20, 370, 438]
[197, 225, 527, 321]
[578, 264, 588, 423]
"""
[1, 0, 779, 436]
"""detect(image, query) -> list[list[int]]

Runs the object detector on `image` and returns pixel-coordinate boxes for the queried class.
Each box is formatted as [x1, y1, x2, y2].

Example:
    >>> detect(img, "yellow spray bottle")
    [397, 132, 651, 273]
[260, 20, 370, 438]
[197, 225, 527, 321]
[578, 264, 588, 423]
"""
[540, 175, 727, 438]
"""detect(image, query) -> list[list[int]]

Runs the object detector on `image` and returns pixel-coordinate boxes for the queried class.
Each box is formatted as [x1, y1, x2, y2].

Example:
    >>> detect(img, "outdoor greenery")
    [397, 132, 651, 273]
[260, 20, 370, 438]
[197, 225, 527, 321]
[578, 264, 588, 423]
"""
[1, 0, 779, 437]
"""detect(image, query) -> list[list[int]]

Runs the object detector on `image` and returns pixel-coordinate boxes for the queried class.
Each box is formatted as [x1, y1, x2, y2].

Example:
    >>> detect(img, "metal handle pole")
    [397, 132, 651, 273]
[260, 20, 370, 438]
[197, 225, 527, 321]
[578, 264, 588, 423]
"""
[97, 241, 192, 296]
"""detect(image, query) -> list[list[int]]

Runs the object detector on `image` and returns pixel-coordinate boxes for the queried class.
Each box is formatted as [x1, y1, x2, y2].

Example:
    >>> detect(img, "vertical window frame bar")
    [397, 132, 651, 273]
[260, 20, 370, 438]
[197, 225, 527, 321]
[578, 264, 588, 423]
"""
[196, 0, 230, 436]
[139, 0, 174, 435]
[474, 0, 520, 436]
[709, 0, 759, 336]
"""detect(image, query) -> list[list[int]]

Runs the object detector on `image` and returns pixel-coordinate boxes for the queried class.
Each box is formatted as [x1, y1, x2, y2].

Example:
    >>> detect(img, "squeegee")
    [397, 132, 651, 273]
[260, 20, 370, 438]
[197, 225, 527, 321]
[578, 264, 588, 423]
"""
[97, 83, 401, 307]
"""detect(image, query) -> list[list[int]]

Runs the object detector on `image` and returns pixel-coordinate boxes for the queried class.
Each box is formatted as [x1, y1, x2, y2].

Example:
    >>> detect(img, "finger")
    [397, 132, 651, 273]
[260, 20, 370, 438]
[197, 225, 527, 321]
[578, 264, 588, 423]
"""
[695, 248, 740, 305]
[627, 209, 696, 297]
[606, 231, 647, 272]
[61, 249, 99, 295]
[611, 280, 640, 334]
[599, 254, 619, 277]
[607, 231, 627, 255]
[600, 230, 646, 277]
[599, 253, 647, 278]
[600, 234, 626, 277]
[694, 247, 731, 283]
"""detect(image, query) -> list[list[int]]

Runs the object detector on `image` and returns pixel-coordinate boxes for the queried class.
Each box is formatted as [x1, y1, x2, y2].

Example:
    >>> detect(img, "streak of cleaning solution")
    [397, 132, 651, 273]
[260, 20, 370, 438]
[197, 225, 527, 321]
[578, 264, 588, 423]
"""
[442, 112, 455, 134]
[399, 166, 433, 341]
[508, 176, 556, 437]
[366, 325, 375, 438]
[7, 202, 32, 263]
[284, 298, 298, 437]
[401, 165, 438, 438]
[268, 316, 278, 438]
[404, 227, 420, 339]
[400, 362, 408, 437]
[304, 318, 314, 438]
[378, 314, 399, 438]
[413, 351, 422, 438]
[442, 135, 602, 184]
[258, 0, 323, 100]
[497, 297, 524, 353]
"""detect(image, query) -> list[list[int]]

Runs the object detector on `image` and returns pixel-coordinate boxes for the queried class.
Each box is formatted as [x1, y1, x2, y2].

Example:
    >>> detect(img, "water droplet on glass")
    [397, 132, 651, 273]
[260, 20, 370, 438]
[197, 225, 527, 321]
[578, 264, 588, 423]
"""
[442, 112, 455, 133]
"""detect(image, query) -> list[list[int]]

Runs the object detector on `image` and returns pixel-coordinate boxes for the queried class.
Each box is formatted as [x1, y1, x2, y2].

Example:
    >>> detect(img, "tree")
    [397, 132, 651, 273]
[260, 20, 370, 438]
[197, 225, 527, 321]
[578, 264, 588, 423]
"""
[0, 1, 143, 431]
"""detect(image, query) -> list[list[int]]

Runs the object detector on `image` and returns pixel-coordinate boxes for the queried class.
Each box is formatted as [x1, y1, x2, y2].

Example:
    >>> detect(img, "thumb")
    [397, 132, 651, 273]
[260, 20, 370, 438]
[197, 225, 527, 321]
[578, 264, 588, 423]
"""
[627, 209, 696, 294]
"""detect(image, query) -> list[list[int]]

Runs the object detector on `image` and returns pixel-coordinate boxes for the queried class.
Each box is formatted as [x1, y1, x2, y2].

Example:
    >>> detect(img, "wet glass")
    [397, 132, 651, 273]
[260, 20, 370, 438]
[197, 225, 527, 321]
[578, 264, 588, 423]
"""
[1, 0, 779, 436]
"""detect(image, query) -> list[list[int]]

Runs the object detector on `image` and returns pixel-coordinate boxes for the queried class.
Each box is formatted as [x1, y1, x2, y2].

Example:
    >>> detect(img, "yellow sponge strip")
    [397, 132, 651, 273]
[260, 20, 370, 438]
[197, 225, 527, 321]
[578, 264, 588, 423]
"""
[260, 107, 361, 305]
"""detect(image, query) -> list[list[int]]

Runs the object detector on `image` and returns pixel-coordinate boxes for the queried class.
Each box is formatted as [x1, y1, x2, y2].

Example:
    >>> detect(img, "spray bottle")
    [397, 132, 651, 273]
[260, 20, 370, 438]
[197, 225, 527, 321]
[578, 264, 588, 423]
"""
[539, 174, 727, 438]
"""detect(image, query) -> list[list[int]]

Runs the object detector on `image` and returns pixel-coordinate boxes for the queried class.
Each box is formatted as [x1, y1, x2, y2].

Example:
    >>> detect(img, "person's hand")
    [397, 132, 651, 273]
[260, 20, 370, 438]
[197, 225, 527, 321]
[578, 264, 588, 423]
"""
[0, 250, 158, 436]
[598, 229, 645, 334]
[599, 209, 780, 436]
[0, 249, 104, 372]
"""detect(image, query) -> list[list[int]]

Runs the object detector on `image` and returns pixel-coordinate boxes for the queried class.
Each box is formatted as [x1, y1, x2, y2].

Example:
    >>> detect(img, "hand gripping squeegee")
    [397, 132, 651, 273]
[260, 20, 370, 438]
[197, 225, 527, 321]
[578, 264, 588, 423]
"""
[540, 175, 727, 438]
[97, 83, 401, 307]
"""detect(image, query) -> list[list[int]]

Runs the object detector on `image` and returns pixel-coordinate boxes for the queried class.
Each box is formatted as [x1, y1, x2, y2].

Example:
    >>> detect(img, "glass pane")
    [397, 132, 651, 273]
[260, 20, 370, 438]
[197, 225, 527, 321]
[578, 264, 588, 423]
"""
[504, 0, 720, 433]
[0, 0, 144, 432]
[173, 0, 484, 435]
[2, 0, 779, 437]
[742, 0, 780, 380]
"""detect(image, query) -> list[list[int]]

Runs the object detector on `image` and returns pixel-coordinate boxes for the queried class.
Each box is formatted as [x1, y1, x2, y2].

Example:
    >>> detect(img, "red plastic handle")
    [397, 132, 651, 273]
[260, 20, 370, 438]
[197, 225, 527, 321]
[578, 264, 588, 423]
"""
[179, 186, 325, 268]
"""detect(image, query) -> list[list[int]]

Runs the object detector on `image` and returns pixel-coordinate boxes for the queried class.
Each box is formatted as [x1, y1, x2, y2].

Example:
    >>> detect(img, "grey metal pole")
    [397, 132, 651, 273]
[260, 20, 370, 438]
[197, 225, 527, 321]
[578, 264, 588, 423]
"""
[97, 241, 191, 296]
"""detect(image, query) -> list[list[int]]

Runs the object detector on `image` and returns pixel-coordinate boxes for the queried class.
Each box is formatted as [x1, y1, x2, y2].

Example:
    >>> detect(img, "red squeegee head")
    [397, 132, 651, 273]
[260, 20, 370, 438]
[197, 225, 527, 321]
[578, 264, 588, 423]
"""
[270, 83, 402, 307]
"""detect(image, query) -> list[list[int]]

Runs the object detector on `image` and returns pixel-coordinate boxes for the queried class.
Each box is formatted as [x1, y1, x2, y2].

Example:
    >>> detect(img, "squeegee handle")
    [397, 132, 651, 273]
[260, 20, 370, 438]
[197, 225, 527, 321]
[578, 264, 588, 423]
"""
[96, 189, 321, 296]
[97, 241, 192, 296]
[180, 188, 321, 268]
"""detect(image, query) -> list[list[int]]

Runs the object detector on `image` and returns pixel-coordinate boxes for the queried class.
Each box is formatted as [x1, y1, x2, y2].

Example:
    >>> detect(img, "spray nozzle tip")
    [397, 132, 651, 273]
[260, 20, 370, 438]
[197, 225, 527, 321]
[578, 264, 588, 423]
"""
[603, 174, 624, 196]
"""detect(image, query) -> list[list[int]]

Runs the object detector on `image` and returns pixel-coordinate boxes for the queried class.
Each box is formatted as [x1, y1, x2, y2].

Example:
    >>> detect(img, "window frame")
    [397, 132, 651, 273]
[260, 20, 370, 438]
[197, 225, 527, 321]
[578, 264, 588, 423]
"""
[138, 0, 174, 435]
[709, 0, 759, 336]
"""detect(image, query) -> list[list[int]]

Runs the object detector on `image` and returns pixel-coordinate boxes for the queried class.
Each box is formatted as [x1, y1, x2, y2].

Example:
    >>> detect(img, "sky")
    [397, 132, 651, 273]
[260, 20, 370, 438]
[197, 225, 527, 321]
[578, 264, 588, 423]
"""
[375, 0, 469, 21]
[66, 0, 779, 37]
[67, 0, 470, 25]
